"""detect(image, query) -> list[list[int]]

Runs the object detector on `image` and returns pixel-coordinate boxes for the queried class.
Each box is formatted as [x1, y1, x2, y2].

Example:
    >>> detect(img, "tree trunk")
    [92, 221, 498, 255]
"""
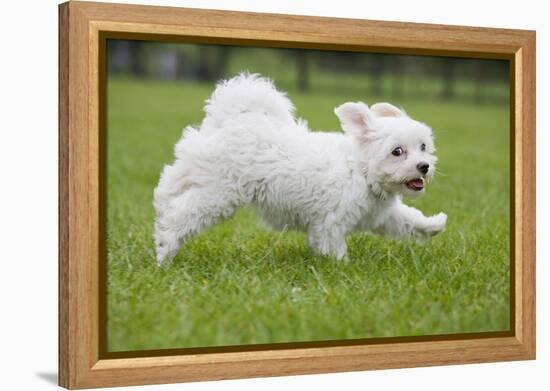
[441, 57, 456, 100]
[296, 50, 309, 92]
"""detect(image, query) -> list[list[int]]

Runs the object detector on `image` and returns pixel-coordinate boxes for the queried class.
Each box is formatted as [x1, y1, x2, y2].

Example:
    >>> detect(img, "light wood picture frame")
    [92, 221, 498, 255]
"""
[58, 1, 536, 389]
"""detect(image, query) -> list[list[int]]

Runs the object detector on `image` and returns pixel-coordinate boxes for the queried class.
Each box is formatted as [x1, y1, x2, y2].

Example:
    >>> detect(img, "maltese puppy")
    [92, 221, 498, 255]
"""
[154, 73, 447, 264]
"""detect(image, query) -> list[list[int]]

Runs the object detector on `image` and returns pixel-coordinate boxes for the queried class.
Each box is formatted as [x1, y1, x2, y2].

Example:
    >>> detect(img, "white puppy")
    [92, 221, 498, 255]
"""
[154, 73, 447, 264]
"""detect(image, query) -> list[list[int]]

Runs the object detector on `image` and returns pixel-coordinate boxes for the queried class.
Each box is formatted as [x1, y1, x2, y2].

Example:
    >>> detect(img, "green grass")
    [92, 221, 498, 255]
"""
[106, 77, 510, 352]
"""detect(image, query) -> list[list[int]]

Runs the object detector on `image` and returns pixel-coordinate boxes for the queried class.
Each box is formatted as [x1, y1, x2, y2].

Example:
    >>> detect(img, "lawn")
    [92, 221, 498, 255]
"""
[106, 77, 510, 352]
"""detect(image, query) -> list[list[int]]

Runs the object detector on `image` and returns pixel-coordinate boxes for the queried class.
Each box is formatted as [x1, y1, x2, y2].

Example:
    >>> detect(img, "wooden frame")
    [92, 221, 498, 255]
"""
[59, 1, 536, 389]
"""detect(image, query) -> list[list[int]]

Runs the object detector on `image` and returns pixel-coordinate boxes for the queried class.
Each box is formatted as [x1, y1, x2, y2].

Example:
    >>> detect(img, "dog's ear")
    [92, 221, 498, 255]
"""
[370, 102, 406, 118]
[334, 102, 375, 139]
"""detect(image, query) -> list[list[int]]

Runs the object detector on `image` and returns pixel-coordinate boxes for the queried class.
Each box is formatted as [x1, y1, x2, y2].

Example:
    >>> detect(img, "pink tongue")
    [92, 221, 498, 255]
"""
[410, 179, 423, 187]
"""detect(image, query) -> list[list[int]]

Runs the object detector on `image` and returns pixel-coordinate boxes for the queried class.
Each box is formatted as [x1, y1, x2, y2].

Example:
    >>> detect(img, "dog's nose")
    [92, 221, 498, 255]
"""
[416, 162, 429, 175]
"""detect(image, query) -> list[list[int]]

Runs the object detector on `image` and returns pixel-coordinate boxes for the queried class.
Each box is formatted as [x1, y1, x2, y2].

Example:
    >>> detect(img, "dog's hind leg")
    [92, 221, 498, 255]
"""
[154, 186, 239, 265]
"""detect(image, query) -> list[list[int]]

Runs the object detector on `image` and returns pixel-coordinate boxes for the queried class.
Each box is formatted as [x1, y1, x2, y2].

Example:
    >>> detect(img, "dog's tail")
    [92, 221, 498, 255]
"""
[201, 73, 297, 131]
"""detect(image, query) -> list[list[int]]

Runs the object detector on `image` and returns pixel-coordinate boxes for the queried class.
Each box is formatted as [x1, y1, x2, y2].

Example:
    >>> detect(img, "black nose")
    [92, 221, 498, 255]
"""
[417, 162, 429, 174]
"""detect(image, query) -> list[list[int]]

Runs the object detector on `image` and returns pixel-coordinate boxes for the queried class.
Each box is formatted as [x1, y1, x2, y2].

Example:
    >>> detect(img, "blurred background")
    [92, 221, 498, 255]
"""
[107, 40, 509, 105]
[106, 40, 510, 352]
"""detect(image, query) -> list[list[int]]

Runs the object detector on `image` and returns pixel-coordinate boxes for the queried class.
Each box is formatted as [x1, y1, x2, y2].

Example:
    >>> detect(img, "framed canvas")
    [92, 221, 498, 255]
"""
[58, 1, 536, 389]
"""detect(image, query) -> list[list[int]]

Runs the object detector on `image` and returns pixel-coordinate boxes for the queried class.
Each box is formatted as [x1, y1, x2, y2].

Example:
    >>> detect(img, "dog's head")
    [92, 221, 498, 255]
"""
[335, 102, 437, 198]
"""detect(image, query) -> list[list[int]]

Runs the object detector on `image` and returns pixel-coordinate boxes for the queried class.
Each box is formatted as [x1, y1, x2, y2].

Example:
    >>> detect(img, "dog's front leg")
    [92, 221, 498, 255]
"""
[308, 225, 348, 260]
[375, 201, 447, 241]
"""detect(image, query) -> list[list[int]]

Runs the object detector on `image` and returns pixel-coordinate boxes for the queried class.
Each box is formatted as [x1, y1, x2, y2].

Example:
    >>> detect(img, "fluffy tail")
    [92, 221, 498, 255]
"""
[201, 73, 296, 130]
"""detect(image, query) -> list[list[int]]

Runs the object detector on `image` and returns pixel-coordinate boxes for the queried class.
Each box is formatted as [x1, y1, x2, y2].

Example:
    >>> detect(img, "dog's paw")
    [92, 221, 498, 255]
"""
[414, 212, 447, 241]
[155, 239, 179, 267]
[424, 212, 447, 236]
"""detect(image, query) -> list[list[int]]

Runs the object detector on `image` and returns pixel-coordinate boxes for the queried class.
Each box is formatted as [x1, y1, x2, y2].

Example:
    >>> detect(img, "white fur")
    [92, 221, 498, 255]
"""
[154, 73, 447, 264]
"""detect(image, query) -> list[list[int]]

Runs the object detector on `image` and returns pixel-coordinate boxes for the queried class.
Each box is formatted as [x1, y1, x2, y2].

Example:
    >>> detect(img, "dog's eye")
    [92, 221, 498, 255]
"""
[391, 147, 403, 157]
[421, 143, 426, 151]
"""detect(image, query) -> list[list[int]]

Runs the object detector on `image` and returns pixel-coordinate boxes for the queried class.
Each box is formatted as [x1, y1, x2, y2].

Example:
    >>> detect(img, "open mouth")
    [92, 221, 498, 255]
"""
[405, 177, 425, 191]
